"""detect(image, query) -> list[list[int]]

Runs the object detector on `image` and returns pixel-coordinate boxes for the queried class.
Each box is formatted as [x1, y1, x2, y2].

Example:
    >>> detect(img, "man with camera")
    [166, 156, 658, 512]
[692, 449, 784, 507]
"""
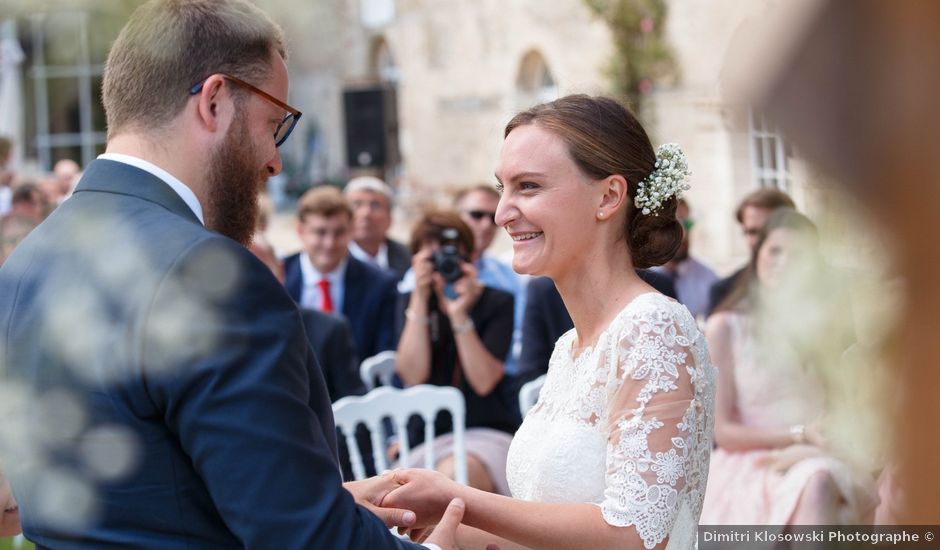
[394, 211, 519, 496]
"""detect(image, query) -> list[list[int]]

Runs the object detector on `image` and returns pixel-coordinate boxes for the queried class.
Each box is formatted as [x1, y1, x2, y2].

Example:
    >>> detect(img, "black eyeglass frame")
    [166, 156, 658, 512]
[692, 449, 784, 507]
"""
[189, 73, 302, 147]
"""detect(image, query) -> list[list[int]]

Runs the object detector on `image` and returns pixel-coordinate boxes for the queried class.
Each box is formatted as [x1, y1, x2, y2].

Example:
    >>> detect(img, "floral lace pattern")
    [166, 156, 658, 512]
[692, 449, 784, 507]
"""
[506, 293, 716, 549]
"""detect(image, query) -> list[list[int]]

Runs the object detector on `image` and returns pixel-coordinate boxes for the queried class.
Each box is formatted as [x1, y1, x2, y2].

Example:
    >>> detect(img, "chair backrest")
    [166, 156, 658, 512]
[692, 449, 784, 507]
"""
[518, 374, 547, 418]
[359, 350, 397, 390]
[332, 385, 467, 485]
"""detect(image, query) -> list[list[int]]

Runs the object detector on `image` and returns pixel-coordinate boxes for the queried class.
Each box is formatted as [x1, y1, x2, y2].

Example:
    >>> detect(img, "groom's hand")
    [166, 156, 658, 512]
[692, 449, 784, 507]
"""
[382, 468, 459, 528]
[424, 498, 465, 550]
[344, 474, 417, 529]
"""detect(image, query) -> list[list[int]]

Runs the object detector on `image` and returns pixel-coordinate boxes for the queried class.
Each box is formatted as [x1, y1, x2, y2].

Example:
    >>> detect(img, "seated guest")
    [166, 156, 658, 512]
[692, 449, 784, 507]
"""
[707, 187, 796, 316]
[284, 186, 398, 362]
[344, 176, 411, 279]
[395, 210, 518, 495]
[248, 215, 373, 481]
[1, 465, 20, 537]
[454, 184, 528, 376]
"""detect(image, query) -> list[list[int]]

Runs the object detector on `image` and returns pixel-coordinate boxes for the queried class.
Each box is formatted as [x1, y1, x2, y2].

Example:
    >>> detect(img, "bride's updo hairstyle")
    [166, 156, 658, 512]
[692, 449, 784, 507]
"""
[504, 94, 683, 268]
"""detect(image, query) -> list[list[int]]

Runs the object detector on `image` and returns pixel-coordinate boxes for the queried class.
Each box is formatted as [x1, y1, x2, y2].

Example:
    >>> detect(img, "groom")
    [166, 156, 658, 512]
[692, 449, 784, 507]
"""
[0, 1, 461, 548]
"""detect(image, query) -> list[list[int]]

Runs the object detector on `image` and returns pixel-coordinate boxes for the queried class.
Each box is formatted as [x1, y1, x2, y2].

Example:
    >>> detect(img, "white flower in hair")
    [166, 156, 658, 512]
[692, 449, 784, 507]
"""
[634, 143, 691, 215]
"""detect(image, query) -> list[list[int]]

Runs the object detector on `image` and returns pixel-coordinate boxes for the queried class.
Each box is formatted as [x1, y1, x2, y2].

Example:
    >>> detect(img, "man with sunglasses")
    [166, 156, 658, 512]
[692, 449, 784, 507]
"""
[453, 184, 527, 377]
[651, 198, 718, 320]
[0, 1, 464, 548]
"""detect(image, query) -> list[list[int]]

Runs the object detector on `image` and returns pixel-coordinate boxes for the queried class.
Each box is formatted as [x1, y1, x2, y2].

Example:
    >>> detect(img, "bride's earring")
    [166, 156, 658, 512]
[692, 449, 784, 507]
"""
[597, 211, 605, 219]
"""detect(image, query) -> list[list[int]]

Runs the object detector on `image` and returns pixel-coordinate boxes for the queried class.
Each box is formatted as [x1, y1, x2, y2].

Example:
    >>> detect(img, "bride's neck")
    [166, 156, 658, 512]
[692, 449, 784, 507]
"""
[555, 264, 649, 351]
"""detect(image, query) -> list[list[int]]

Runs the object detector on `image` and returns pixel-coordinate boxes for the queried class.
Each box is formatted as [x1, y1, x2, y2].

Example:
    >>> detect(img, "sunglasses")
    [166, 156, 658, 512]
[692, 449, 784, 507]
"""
[462, 210, 497, 224]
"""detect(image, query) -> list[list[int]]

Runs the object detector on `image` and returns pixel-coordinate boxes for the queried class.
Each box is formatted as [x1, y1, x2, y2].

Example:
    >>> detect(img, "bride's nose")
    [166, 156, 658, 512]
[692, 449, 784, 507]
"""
[495, 194, 515, 228]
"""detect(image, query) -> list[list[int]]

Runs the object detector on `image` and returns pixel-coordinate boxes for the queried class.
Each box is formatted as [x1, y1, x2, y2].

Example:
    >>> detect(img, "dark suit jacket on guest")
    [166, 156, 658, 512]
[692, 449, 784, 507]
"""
[707, 266, 747, 317]
[386, 237, 412, 280]
[299, 308, 364, 402]
[284, 253, 398, 362]
[0, 160, 419, 549]
[299, 308, 377, 481]
[516, 270, 677, 382]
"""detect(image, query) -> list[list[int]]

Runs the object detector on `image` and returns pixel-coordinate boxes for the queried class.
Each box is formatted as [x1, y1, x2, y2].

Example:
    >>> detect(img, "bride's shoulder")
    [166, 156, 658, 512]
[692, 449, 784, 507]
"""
[617, 292, 696, 331]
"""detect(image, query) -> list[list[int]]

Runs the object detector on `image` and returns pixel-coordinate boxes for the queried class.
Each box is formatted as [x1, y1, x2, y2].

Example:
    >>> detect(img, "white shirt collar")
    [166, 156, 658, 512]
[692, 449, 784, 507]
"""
[348, 240, 389, 270]
[97, 153, 205, 225]
[299, 252, 347, 286]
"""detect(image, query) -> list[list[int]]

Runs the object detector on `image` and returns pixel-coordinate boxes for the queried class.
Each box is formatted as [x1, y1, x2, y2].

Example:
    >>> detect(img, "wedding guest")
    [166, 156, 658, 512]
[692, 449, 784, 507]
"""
[0, 466, 20, 537]
[700, 209, 876, 525]
[0, 0, 460, 547]
[0, 137, 14, 217]
[455, 184, 527, 376]
[383, 94, 716, 550]
[284, 186, 399, 362]
[651, 198, 718, 320]
[344, 176, 412, 279]
[707, 188, 795, 316]
[0, 184, 45, 266]
[395, 210, 518, 495]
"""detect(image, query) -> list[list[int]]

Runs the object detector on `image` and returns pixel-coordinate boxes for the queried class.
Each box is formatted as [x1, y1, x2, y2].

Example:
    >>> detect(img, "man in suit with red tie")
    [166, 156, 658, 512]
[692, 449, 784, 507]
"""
[284, 186, 399, 363]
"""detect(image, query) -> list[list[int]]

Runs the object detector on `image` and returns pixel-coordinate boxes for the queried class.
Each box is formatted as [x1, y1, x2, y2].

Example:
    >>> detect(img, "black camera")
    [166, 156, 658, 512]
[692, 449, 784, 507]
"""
[431, 228, 465, 283]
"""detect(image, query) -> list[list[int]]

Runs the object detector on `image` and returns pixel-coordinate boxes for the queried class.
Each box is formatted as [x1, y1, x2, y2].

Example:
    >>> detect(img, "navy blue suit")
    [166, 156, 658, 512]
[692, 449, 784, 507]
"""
[284, 253, 398, 362]
[0, 160, 419, 549]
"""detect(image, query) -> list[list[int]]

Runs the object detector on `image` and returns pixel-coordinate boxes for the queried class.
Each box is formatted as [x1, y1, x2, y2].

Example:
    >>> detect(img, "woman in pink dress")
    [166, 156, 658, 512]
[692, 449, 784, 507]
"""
[701, 209, 876, 525]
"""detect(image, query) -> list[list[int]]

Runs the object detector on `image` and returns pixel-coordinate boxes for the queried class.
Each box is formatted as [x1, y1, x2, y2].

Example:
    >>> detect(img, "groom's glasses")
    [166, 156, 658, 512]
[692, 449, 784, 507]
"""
[189, 74, 302, 147]
[462, 210, 497, 225]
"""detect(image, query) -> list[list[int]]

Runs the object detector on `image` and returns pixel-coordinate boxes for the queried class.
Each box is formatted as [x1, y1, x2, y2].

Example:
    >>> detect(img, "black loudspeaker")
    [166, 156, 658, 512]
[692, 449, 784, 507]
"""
[342, 86, 399, 169]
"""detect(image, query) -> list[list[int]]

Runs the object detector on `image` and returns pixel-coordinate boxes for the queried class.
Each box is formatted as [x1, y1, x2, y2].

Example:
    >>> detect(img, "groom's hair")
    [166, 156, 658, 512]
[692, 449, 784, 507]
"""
[102, 0, 286, 139]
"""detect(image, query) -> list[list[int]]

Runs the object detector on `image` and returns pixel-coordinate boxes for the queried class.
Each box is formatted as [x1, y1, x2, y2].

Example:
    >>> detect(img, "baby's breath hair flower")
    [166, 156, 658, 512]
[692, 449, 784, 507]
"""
[634, 143, 691, 216]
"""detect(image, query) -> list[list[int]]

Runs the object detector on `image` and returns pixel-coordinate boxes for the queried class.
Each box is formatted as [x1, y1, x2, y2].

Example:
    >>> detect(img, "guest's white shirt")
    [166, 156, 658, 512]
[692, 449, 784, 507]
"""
[348, 240, 389, 270]
[299, 253, 347, 313]
[97, 153, 205, 225]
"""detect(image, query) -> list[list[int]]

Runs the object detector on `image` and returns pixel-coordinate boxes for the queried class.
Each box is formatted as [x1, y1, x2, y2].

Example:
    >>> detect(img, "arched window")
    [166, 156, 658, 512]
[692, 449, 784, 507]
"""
[515, 50, 557, 110]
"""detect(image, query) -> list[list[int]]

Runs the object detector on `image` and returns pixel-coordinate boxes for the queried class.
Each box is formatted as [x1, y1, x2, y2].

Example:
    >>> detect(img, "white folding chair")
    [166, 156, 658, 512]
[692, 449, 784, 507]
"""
[332, 385, 468, 485]
[518, 374, 547, 419]
[359, 350, 397, 390]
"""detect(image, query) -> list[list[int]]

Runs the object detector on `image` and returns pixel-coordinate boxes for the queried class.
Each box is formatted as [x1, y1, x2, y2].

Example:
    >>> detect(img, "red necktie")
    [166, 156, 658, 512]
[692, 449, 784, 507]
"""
[317, 279, 334, 313]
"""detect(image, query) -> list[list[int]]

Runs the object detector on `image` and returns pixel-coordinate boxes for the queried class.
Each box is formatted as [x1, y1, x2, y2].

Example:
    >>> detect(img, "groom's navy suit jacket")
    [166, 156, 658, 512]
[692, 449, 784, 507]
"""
[283, 252, 398, 363]
[0, 160, 419, 549]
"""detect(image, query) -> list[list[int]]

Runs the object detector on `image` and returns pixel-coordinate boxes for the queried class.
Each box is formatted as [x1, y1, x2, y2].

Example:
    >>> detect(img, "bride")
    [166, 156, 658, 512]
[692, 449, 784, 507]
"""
[382, 95, 716, 550]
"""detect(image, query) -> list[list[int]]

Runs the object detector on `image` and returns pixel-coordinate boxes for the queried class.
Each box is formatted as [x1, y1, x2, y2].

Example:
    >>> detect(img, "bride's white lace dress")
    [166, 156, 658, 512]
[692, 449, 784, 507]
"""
[506, 293, 716, 549]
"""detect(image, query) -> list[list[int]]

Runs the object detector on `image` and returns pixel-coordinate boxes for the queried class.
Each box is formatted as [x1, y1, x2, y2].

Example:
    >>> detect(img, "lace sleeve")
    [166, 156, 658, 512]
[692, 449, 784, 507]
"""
[601, 305, 703, 549]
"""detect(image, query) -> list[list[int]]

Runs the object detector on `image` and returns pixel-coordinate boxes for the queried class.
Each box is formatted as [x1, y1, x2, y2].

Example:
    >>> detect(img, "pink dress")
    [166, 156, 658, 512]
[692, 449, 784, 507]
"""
[700, 312, 876, 524]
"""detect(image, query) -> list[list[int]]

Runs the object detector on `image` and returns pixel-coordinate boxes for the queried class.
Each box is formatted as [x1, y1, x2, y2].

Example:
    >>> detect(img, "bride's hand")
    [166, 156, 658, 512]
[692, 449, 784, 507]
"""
[343, 473, 417, 530]
[382, 468, 462, 529]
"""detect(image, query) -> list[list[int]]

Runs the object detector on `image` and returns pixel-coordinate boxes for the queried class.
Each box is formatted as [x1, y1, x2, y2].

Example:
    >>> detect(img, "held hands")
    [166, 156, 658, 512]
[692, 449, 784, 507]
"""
[383, 468, 464, 529]
[344, 474, 417, 530]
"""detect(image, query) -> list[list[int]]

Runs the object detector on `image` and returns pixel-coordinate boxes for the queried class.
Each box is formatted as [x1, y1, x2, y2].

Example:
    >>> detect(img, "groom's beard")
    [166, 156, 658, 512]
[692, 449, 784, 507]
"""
[205, 114, 266, 246]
